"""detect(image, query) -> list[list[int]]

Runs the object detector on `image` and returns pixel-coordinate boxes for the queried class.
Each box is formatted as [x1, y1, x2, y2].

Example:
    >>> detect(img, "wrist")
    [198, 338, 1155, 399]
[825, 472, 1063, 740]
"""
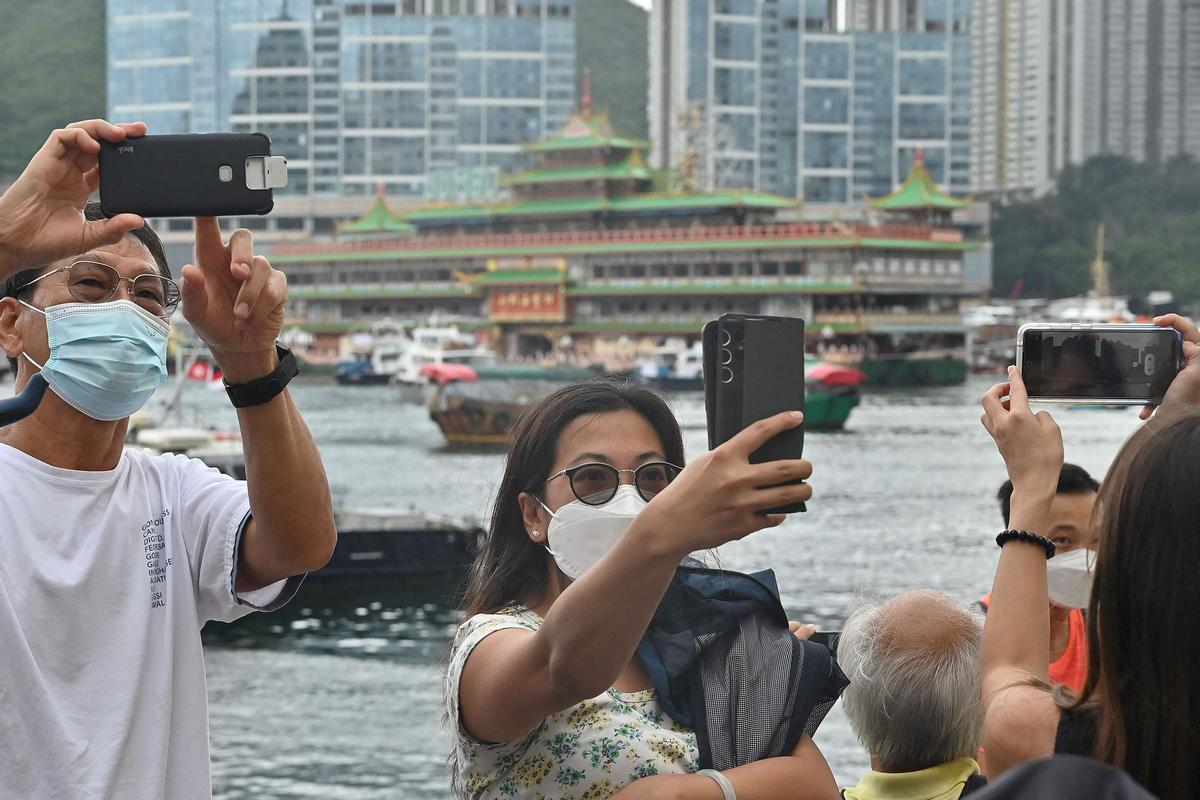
[633, 507, 690, 564]
[213, 347, 279, 384]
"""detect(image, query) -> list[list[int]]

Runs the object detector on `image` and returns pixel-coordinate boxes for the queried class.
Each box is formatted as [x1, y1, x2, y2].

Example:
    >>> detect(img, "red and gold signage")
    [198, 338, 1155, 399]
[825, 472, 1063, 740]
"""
[489, 288, 566, 323]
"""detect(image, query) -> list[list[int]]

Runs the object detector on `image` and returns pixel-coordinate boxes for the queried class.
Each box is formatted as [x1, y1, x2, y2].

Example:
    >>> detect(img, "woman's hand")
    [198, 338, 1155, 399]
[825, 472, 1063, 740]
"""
[638, 410, 812, 557]
[981, 367, 1063, 498]
[1141, 313, 1200, 419]
[0, 120, 147, 278]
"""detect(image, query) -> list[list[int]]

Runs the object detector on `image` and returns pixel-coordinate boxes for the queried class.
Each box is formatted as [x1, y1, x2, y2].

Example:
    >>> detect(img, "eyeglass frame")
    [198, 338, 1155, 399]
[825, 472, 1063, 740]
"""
[540, 460, 684, 506]
[15, 260, 181, 318]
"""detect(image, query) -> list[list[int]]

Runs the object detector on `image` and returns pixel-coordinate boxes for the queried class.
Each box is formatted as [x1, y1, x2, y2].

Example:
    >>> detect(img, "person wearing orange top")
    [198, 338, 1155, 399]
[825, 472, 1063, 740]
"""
[976, 464, 1098, 694]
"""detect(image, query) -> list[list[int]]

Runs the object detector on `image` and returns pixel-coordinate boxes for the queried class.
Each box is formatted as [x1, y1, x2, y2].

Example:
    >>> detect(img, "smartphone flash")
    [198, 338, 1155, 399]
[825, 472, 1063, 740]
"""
[218, 165, 233, 183]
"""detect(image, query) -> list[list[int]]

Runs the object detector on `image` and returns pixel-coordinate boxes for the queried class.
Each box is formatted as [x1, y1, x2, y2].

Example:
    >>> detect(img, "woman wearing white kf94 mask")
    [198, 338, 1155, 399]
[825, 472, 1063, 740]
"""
[445, 377, 838, 800]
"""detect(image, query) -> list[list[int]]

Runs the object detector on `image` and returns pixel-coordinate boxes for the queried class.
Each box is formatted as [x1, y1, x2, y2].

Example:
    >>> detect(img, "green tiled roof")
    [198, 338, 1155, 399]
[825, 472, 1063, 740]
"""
[867, 157, 970, 211]
[521, 112, 649, 153]
[289, 285, 476, 300]
[404, 191, 799, 223]
[523, 134, 650, 152]
[338, 194, 415, 234]
[472, 268, 564, 285]
[271, 236, 976, 266]
[567, 281, 855, 297]
[506, 157, 652, 186]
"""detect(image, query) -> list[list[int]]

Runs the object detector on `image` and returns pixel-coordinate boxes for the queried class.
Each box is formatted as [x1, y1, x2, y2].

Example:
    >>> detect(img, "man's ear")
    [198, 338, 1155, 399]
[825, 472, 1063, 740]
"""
[517, 491, 547, 541]
[0, 297, 25, 361]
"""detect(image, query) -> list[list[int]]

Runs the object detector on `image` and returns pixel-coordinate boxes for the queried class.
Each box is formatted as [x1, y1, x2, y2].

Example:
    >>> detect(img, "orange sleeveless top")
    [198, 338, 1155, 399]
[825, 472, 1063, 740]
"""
[978, 593, 1088, 693]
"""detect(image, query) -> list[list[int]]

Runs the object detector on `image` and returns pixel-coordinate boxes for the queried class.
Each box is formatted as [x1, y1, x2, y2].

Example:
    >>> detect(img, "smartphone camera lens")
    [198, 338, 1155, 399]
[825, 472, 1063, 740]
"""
[719, 366, 734, 384]
[719, 348, 733, 365]
[720, 329, 732, 346]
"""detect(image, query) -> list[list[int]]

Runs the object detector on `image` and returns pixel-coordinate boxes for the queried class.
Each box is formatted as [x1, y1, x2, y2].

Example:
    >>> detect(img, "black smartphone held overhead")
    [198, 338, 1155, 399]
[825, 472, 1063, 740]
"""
[99, 133, 287, 218]
[703, 313, 806, 514]
[1017, 323, 1182, 405]
[808, 630, 840, 657]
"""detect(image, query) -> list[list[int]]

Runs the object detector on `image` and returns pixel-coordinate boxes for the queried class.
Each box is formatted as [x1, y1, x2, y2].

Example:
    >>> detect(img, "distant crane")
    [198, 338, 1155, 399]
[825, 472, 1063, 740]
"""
[1090, 224, 1113, 298]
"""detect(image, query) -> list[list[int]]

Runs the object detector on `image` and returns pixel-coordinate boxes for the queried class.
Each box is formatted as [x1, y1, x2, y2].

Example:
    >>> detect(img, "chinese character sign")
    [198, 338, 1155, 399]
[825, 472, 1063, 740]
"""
[489, 288, 565, 322]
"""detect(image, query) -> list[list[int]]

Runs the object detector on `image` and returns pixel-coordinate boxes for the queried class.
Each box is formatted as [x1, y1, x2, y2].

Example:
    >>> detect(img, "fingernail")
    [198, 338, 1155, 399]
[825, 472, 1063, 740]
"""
[235, 303, 249, 318]
[791, 411, 804, 420]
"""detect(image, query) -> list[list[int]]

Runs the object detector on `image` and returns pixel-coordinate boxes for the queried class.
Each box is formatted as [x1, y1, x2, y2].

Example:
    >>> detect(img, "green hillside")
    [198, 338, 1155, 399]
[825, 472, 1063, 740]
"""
[0, 0, 106, 179]
[575, 0, 650, 140]
[992, 155, 1200, 303]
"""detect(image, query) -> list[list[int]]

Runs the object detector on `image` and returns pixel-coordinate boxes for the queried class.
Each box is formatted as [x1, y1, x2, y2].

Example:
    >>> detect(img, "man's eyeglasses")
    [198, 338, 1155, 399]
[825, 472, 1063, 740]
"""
[17, 260, 181, 319]
[544, 461, 683, 506]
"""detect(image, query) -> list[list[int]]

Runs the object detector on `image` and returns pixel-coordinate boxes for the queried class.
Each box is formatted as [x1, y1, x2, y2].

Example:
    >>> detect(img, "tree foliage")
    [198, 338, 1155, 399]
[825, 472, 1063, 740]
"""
[992, 155, 1200, 301]
[0, 0, 106, 180]
[576, 0, 649, 140]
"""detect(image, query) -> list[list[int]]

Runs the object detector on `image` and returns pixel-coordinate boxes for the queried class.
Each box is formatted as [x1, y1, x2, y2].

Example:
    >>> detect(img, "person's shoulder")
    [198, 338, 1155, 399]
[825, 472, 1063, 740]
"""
[453, 606, 539, 648]
[981, 683, 1060, 770]
[123, 447, 236, 483]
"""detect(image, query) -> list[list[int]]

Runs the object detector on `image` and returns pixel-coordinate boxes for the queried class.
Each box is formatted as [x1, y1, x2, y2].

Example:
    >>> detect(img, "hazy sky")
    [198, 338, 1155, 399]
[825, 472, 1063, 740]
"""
[629, 0, 652, 9]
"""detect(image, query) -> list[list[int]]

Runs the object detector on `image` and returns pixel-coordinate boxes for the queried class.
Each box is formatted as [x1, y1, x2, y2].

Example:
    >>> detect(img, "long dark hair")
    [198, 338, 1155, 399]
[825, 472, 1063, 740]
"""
[1074, 409, 1200, 797]
[461, 376, 685, 617]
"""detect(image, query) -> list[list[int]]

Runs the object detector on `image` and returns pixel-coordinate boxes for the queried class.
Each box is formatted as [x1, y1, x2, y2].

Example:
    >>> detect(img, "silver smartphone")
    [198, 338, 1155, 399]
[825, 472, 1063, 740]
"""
[1016, 323, 1183, 405]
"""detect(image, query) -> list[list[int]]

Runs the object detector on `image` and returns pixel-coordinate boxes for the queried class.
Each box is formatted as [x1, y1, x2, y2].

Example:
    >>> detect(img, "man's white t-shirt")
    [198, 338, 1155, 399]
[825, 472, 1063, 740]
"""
[0, 444, 301, 799]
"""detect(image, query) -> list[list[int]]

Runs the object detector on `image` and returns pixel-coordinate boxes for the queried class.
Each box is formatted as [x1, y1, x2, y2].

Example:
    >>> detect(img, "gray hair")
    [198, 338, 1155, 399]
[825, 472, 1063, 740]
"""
[838, 589, 983, 772]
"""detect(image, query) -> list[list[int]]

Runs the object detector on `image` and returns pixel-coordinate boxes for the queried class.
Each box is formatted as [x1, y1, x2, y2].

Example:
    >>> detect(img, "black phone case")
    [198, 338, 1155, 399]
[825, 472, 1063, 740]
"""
[703, 313, 807, 514]
[99, 133, 276, 218]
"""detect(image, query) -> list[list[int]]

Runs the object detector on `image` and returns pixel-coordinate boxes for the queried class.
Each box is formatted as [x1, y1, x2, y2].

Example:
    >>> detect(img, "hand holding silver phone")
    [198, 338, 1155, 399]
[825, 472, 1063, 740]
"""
[1016, 323, 1183, 405]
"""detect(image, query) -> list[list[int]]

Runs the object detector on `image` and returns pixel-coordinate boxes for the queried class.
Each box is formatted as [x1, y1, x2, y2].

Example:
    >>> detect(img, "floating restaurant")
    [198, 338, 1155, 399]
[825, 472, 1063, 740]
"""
[271, 103, 991, 386]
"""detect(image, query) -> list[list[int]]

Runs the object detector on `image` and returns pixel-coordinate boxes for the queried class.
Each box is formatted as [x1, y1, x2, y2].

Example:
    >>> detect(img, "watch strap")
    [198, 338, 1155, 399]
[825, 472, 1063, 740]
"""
[223, 343, 299, 408]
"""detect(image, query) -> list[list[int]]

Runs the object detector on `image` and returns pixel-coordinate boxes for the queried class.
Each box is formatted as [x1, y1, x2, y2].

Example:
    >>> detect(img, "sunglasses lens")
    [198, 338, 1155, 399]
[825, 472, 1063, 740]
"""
[569, 464, 619, 505]
[636, 463, 680, 500]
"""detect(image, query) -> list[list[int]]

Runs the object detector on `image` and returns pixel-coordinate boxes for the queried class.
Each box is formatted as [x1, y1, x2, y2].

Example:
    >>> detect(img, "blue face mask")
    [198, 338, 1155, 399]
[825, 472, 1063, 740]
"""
[19, 299, 169, 421]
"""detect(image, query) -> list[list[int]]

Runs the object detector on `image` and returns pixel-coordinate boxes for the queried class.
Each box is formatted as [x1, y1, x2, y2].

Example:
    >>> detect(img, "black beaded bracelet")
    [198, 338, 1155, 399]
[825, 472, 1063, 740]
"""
[996, 530, 1057, 559]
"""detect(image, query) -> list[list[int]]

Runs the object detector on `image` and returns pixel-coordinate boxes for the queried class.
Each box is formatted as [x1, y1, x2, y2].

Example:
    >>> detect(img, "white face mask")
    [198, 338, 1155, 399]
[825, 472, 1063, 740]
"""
[1047, 547, 1096, 609]
[538, 484, 648, 580]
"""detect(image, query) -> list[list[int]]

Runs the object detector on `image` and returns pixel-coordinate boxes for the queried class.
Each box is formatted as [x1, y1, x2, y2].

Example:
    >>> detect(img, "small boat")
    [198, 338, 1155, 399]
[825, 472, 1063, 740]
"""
[805, 363, 866, 431]
[395, 324, 497, 401]
[635, 342, 705, 392]
[334, 322, 414, 386]
[312, 508, 483, 582]
[423, 363, 600, 446]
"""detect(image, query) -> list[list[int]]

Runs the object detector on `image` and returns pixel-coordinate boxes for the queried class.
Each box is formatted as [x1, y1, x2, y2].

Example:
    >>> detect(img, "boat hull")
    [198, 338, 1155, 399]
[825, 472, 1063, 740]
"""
[429, 399, 526, 446]
[806, 387, 860, 430]
[309, 524, 482, 582]
[861, 356, 968, 387]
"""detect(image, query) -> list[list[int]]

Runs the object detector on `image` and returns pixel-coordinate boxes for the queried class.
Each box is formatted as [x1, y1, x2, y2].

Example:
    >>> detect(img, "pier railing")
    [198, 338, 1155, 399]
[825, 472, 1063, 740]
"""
[272, 221, 963, 257]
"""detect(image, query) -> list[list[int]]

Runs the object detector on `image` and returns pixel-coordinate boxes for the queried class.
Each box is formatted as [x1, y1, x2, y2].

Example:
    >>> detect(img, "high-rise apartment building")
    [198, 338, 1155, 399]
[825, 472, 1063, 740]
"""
[971, 0, 1101, 198]
[1097, 0, 1200, 165]
[648, 0, 972, 203]
[107, 0, 577, 201]
[971, 0, 1200, 199]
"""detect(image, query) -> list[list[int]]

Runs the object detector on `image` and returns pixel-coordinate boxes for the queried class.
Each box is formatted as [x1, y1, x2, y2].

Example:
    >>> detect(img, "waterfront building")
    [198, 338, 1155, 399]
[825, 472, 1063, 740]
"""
[106, 0, 575, 246]
[647, 0, 973, 203]
[270, 108, 991, 383]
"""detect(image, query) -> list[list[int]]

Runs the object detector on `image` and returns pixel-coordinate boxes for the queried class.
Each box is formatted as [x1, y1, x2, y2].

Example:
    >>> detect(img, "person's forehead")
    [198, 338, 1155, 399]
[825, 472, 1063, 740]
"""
[554, 410, 665, 466]
[44, 239, 158, 276]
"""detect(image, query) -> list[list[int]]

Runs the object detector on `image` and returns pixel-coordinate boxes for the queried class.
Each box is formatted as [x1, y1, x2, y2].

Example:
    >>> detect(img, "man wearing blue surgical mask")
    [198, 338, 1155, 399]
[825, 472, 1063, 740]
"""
[0, 119, 336, 799]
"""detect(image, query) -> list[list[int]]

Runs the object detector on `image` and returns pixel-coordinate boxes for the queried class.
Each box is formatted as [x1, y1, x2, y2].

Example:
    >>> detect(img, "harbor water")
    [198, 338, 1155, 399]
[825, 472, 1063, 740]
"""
[187, 376, 1142, 799]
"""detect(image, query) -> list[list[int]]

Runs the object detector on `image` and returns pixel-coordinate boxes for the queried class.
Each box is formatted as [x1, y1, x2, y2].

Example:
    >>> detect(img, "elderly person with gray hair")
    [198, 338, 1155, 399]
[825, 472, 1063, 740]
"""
[838, 589, 987, 800]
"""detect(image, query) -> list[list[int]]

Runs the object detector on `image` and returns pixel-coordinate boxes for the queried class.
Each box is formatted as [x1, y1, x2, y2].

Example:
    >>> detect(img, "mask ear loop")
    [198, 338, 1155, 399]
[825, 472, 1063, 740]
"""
[533, 497, 562, 558]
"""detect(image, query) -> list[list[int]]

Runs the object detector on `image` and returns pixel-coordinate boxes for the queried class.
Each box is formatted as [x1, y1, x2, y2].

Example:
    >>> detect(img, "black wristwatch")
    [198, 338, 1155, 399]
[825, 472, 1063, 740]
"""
[223, 342, 300, 408]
